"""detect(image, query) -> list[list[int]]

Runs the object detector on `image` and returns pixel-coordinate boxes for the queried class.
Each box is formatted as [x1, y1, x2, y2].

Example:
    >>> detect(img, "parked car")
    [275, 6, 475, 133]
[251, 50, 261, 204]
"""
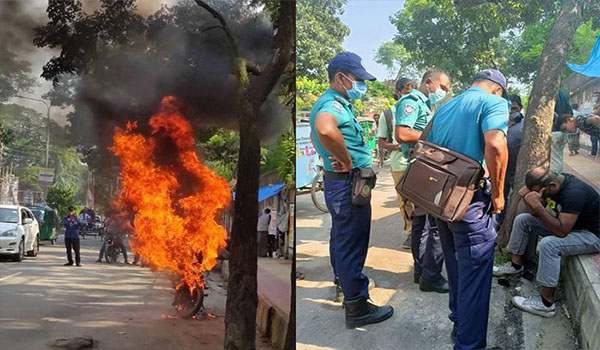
[0, 205, 40, 262]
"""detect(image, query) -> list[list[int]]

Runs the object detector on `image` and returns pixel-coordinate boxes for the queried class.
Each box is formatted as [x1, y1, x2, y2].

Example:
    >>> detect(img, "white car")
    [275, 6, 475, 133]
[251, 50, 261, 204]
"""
[0, 205, 40, 262]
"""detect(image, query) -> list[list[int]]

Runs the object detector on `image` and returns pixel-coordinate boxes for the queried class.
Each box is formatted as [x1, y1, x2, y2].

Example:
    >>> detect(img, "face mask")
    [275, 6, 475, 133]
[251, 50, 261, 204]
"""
[428, 84, 446, 105]
[509, 112, 520, 121]
[340, 74, 367, 100]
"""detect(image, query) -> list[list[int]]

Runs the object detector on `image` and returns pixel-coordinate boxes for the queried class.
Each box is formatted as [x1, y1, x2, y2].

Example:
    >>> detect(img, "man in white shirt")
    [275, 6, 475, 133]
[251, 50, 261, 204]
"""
[257, 208, 271, 257]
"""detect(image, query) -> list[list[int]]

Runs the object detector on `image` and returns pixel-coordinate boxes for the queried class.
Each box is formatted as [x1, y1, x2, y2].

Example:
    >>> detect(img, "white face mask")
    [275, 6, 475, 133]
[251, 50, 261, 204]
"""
[429, 85, 447, 105]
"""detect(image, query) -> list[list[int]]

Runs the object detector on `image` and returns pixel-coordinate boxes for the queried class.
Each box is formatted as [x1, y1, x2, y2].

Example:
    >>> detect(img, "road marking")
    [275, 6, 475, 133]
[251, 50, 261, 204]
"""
[0, 272, 22, 282]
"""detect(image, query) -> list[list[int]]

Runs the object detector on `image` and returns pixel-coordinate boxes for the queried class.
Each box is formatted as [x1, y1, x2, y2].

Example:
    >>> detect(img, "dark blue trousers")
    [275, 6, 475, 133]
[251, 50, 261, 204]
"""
[436, 189, 496, 350]
[411, 214, 444, 282]
[324, 176, 371, 301]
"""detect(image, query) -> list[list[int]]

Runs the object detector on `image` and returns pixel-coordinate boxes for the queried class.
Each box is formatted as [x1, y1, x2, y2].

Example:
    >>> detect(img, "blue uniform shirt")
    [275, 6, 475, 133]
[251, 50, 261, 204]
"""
[395, 89, 432, 159]
[427, 87, 508, 164]
[310, 88, 372, 171]
[63, 215, 80, 239]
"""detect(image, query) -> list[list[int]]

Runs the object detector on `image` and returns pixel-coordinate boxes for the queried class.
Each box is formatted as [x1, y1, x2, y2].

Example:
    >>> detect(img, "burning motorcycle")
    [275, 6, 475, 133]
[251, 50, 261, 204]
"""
[172, 281, 205, 318]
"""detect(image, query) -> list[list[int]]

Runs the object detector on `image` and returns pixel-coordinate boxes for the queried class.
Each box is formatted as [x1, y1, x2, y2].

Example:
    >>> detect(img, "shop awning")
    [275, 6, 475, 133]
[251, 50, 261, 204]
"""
[567, 35, 600, 77]
[232, 183, 285, 202]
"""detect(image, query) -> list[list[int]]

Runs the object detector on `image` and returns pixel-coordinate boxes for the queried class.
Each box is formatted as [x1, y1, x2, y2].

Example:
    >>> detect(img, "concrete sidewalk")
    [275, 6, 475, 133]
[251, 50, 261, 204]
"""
[563, 153, 600, 349]
[297, 165, 577, 350]
[221, 256, 291, 350]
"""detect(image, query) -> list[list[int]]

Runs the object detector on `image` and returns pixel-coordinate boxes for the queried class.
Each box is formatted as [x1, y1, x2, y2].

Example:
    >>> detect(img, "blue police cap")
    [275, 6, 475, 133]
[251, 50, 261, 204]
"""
[328, 52, 376, 81]
[472, 69, 508, 98]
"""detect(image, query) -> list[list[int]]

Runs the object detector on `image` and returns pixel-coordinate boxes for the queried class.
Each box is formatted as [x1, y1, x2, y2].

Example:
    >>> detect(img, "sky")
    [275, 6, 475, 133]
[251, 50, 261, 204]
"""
[5, 0, 173, 125]
[340, 0, 406, 82]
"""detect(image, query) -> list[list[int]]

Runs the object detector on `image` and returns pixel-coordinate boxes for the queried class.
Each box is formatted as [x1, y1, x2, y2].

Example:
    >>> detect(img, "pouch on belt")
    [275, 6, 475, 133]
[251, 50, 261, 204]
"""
[351, 167, 377, 206]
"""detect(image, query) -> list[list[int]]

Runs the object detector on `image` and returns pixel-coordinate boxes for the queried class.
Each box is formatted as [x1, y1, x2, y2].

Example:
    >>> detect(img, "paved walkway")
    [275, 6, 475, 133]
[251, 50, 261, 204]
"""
[258, 257, 292, 315]
[564, 152, 600, 271]
[297, 165, 577, 350]
[564, 152, 600, 191]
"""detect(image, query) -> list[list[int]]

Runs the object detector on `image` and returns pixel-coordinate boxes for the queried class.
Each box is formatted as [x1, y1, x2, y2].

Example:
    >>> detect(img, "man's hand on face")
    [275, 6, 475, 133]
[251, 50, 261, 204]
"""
[329, 155, 352, 172]
[523, 190, 544, 211]
[518, 185, 530, 198]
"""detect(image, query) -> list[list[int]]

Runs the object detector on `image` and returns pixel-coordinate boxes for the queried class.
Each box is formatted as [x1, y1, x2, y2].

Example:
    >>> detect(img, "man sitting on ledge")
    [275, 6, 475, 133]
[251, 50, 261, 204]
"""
[493, 166, 600, 317]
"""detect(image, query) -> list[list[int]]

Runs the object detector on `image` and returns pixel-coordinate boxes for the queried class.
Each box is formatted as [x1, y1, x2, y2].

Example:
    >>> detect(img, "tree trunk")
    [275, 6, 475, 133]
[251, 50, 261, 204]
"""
[283, 188, 295, 350]
[218, 2, 294, 348]
[224, 98, 261, 350]
[497, 0, 587, 247]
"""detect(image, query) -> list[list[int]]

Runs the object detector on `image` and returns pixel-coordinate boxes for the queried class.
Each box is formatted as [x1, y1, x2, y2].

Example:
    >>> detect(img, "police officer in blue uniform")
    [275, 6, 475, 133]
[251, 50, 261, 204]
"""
[395, 69, 451, 293]
[310, 52, 394, 329]
[427, 69, 509, 350]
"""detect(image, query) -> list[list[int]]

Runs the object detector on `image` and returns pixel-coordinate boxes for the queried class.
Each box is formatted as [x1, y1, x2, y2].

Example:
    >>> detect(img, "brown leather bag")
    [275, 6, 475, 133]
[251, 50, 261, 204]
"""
[396, 119, 484, 222]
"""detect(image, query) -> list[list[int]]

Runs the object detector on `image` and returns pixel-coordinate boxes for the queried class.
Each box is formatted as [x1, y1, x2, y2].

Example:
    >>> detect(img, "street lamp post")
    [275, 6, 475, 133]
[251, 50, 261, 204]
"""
[14, 95, 51, 167]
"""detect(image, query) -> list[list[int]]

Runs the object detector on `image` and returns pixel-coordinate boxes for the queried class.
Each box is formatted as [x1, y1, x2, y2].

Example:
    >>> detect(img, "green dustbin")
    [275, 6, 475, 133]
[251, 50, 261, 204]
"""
[29, 205, 59, 245]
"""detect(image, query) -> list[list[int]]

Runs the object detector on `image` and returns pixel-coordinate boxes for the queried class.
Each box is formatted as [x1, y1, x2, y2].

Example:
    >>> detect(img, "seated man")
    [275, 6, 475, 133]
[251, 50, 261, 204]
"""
[494, 167, 600, 317]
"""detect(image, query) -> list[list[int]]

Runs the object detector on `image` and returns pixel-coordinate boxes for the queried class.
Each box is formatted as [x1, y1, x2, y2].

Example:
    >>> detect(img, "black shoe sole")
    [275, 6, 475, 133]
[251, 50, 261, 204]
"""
[345, 308, 394, 329]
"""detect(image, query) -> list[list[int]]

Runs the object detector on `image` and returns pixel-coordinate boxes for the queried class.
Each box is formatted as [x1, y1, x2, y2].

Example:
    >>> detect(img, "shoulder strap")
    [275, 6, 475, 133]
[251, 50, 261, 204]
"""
[384, 108, 393, 141]
[420, 116, 434, 141]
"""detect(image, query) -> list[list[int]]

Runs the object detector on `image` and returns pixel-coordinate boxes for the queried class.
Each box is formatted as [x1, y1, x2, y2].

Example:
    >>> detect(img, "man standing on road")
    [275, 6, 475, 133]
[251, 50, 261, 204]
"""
[395, 69, 451, 293]
[63, 206, 82, 267]
[427, 69, 509, 349]
[310, 52, 393, 329]
[378, 77, 415, 249]
[496, 94, 525, 225]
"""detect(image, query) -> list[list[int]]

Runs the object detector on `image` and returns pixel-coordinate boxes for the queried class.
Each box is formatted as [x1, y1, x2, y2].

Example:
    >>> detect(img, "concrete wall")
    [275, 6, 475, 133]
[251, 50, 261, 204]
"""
[563, 254, 600, 350]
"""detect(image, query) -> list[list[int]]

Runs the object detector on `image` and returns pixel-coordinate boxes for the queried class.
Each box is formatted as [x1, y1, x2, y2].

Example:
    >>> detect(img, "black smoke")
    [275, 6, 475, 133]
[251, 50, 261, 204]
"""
[44, 0, 288, 157]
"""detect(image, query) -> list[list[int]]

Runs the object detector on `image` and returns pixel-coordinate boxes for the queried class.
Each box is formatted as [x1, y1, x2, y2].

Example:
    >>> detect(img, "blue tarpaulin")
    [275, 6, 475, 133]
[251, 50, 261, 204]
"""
[232, 183, 285, 202]
[567, 35, 600, 77]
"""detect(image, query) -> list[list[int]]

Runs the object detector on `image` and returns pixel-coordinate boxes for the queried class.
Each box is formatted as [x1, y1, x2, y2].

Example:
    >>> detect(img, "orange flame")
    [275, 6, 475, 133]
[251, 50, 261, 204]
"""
[110, 96, 231, 291]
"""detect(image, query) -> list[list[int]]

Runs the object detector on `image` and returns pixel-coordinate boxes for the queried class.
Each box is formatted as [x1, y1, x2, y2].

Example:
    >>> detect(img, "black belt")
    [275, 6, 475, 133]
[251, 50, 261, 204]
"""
[323, 171, 350, 180]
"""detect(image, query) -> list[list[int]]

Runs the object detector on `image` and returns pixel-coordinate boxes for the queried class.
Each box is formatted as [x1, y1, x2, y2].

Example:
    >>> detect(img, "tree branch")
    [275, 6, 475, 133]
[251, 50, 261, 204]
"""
[200, 25, 223, 33]
[193, 0, 239, 57]
[249, 0, 295, 103]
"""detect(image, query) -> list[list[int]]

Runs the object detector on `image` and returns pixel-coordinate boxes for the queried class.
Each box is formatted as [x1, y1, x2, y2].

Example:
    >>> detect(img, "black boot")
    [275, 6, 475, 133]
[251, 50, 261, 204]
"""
[413, 271, 421, 284]
[419, 276, 449, 293]
[344, 297, 394, 329]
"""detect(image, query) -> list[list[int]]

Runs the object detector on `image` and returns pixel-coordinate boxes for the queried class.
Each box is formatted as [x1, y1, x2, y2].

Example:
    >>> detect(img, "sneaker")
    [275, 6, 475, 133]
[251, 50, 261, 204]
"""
[76, 264, 82, 267]
[511, 295, 556, 317]
[96, 259, 102, 263]
[63, 262, 73, 266]
[492, 262, 523, 277]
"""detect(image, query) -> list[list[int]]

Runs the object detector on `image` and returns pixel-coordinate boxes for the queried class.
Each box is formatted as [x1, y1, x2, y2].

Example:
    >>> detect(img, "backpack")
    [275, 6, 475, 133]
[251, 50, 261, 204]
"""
[396, 118, 485, 222]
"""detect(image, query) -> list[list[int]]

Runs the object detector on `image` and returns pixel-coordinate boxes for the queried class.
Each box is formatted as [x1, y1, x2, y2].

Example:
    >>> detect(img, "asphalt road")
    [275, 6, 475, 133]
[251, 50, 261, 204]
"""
[0, 235, 270, 350]
[296, 165, 577, 350]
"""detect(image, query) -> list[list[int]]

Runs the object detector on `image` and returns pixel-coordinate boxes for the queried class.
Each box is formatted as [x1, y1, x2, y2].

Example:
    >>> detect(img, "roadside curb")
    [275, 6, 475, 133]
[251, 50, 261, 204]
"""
[216, 260, 289, 350]
[563, 253, 600, 350]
